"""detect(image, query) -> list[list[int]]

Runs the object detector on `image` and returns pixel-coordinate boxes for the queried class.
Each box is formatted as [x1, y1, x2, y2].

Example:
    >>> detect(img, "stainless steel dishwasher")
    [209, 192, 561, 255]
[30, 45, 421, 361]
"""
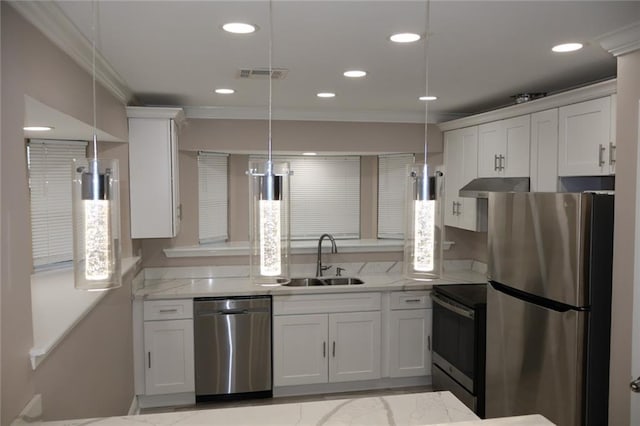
[194, 296, 272, 401]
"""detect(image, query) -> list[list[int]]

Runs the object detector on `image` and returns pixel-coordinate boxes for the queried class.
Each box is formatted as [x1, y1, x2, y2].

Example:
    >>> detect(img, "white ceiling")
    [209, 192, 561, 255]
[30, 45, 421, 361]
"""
[27, 1, 640, 124]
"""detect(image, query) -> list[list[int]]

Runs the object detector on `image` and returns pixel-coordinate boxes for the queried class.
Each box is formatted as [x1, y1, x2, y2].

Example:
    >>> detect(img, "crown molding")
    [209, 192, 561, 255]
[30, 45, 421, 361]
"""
[597, 21, 640, 57]
[438, 79, 616, 132]
[9, 1, 134, 104]
[183, 105, 443, 124]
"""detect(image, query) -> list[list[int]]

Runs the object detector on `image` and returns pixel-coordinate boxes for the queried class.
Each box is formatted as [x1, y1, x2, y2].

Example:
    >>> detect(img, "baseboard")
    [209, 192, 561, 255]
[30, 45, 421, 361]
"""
[138, 392, 195, 409]
[10, 394, 42, 425]
[128, 395, 140, 415]
[273, 376, 432, 398]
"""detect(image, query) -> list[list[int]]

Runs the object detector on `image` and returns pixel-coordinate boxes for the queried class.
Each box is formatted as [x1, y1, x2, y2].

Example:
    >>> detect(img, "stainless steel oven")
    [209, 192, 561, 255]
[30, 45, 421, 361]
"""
[431, 284, 486, 417]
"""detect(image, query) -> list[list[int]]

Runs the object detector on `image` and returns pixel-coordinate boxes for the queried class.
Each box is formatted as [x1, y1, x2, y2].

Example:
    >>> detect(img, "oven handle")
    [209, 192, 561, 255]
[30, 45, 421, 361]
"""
[431, 293, 475, 319]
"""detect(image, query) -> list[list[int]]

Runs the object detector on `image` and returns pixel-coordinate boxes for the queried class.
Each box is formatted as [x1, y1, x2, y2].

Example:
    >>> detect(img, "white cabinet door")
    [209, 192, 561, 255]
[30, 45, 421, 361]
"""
[530, 109, 559, 192]
[273, 314, 328, 386]
[502, 115, 531, 177]
[143, 319, 194, 395]
[444, 126, 481, 231]
[329, 312, 381, 383]
[478, 116, 530, 178]
[388, 309, 432, 378]
[478, 121, 502, 178]
[128, 107, 183, 238]
[558, 97, 613, 176]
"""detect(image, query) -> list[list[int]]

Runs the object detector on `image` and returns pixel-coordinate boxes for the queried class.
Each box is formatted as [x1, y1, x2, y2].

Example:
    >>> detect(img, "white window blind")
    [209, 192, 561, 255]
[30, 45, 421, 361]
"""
[27, 139, 88, 268]
[251, 155, 361, 240]
[198, 152, 229, 244]
[378, 154, 414, 239]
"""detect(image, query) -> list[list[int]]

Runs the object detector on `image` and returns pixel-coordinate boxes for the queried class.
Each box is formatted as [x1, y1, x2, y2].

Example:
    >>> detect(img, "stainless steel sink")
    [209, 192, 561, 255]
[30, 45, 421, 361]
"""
[284, 278, 327, 287]
[323, 277, 364, 285]
[282, 277, 364, 286]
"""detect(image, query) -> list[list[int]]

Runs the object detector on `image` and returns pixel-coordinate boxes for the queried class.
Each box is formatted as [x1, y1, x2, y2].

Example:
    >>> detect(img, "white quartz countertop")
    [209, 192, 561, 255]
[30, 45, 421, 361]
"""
[35, 391, 553, 425]
[135, 267, 487, 300]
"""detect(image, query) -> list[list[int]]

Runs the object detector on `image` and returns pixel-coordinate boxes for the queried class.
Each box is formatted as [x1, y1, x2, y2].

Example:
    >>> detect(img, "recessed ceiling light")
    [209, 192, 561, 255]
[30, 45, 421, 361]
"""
[24, 126, 53, 131]
[390, 33, 421, 43]
[222, 22, 257, 34]
[552, 42, 583, 53]
[419, 96, 438, 101]
[302, 152, 317, 156]
[317, 92, 336, 98]
[215, 88, 235, 94]
[344, 70, 367, 78]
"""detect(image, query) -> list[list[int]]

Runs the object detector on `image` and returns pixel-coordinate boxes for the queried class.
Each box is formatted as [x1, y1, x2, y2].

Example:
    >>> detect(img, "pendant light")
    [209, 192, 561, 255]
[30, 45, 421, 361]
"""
[248, 0, 291, 285]
[72, 0, 122, 290]
[403, 0, 443, 280]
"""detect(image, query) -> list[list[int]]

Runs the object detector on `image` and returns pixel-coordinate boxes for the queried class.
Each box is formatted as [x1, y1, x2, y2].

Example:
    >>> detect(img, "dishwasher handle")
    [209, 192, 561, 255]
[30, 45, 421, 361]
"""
[219, 309, 249, 315]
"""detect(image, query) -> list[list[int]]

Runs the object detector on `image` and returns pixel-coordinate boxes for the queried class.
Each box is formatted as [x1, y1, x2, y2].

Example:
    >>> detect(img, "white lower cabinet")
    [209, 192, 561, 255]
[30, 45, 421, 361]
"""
[141, 299, 194, 397]
[273, 311, 381, 386]
[388, 291, 433, 378]
[273, 293, 382, 387]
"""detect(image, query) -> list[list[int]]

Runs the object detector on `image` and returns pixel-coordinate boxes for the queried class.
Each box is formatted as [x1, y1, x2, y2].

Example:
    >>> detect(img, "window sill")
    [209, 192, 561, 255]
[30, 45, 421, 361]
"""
[29, 256, 141, 370]
[163, 239, 455, 258]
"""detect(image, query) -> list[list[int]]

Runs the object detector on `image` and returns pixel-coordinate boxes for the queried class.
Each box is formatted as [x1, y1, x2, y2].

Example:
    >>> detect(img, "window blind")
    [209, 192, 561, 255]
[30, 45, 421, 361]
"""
[27, 139, 88, 268]
[378, 154, 414, 239]
[251, 155, 361, 240]
[198, 152, 229, 244]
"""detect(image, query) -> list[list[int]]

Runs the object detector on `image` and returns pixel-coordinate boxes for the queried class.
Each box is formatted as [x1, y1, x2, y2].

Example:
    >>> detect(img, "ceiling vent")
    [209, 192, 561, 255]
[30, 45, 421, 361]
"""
[238, 68, 289, 79]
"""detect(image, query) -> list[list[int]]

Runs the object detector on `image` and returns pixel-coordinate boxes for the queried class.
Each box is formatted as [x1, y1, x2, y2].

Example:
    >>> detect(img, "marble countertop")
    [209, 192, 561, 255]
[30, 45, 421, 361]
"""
[135, 267, 488, 300]
[35, 391, 553, 426]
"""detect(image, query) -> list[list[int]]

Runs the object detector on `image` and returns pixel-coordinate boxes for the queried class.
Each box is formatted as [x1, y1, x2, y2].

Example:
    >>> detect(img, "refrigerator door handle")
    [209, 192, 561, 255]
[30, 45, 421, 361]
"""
[489, 281, 584, 313]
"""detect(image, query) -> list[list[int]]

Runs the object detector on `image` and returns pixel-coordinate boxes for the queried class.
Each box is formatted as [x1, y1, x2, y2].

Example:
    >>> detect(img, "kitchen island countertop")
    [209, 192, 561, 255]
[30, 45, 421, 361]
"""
[36, 391, 553, 425]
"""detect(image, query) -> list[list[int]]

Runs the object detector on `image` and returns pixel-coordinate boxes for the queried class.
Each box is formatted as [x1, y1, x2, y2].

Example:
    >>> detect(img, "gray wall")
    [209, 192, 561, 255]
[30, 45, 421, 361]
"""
[1, 4, 134, 423]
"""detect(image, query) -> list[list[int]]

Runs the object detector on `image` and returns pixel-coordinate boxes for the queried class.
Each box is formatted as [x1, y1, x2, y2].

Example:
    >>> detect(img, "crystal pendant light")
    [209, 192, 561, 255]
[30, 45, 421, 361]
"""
[403, 0, 443, 280]
[248, 1, 290, 285]
[73, 1, 121, 290]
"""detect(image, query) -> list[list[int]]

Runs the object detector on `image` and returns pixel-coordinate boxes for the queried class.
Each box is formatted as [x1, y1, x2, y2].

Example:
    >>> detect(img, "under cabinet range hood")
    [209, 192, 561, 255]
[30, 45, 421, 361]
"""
[458, 177, 530, 198]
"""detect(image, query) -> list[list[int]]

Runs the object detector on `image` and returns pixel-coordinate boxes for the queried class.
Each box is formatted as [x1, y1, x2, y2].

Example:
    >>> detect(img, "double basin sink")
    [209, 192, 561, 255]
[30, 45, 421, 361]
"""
[283, 277, 364, 287]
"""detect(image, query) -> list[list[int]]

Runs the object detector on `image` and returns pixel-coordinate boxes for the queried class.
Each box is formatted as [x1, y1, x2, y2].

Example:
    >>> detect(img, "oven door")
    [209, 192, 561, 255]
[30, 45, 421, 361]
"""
[431, 292, 477, 393]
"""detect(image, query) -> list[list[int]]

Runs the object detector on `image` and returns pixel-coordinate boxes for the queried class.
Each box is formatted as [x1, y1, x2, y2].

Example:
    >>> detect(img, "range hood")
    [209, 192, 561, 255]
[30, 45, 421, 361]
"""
[459, 177, 530, 198]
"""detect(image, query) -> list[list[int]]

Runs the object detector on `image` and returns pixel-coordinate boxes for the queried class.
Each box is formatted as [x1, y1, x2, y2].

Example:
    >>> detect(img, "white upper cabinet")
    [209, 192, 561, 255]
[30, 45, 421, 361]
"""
[478, 115, 530, 178]
[127, 107, 183, 239]
[558, 96, 615, 176]
[444, 127, 485, 232]
[530, 109, 559, 192]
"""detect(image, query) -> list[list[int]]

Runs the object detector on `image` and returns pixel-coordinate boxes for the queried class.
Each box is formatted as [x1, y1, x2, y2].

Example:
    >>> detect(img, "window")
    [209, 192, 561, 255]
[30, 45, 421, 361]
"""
[27, 139, 88, 268]
[198, 152, 229, 243]
[377, 154, 414, 239]
[251, 155, 361, 240]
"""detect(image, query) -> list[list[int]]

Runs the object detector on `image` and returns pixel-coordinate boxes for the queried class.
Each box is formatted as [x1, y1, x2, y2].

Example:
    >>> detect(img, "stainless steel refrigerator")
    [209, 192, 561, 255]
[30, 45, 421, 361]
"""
[485, 192, 614, 426]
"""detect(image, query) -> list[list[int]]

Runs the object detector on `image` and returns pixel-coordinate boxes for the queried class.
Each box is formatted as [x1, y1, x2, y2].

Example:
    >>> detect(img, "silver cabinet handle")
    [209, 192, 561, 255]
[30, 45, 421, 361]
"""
[598, 144, 606, 166]
[499, 154, 505, 171]
[452, 201, 456, 216]
[332, 341, 336, 358]
[631, 376, 640, 393]
[405, 299, 421, 303]
[609, 142, 616, 166]
[427, 335, 431, 351]
[159, 309, 178, 313]
[494, 154, 499, 171]
[323, 342, 326, 358]
[148, 352, 151, 369]
[456, 202, 462, 216]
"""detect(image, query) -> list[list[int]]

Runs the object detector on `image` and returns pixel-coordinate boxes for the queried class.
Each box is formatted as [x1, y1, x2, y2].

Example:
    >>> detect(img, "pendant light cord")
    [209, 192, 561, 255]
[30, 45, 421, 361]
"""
[91, 0, 98, 163]
[423, 0, 430, 167]
[268, 0, 273, 164]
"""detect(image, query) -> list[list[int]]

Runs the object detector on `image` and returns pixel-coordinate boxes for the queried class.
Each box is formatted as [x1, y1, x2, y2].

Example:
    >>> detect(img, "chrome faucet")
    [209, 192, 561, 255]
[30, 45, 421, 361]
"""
[316, 234, 338, 277]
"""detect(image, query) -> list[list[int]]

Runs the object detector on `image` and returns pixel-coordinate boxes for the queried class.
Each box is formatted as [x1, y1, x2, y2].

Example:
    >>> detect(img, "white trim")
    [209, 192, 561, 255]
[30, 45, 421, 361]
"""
[9, 1, 133, 104]
[127, 396, 140, 416]
[438, 79, 617, 132]
[10, 395, 42, 426]
[273, 376, 431, 398]
[126, 106, 185, 122]
[597, 21, 640, 57]
[137, 392, 195, 409]
[183, 105, 450, 124]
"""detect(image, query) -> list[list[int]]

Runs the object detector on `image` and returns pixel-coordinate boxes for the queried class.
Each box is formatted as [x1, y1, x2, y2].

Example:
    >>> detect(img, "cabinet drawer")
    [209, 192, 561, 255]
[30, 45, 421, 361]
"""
[273, 293, 381, 315]
[390, 291, 432, 310]
[144, 299, 193, 320]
